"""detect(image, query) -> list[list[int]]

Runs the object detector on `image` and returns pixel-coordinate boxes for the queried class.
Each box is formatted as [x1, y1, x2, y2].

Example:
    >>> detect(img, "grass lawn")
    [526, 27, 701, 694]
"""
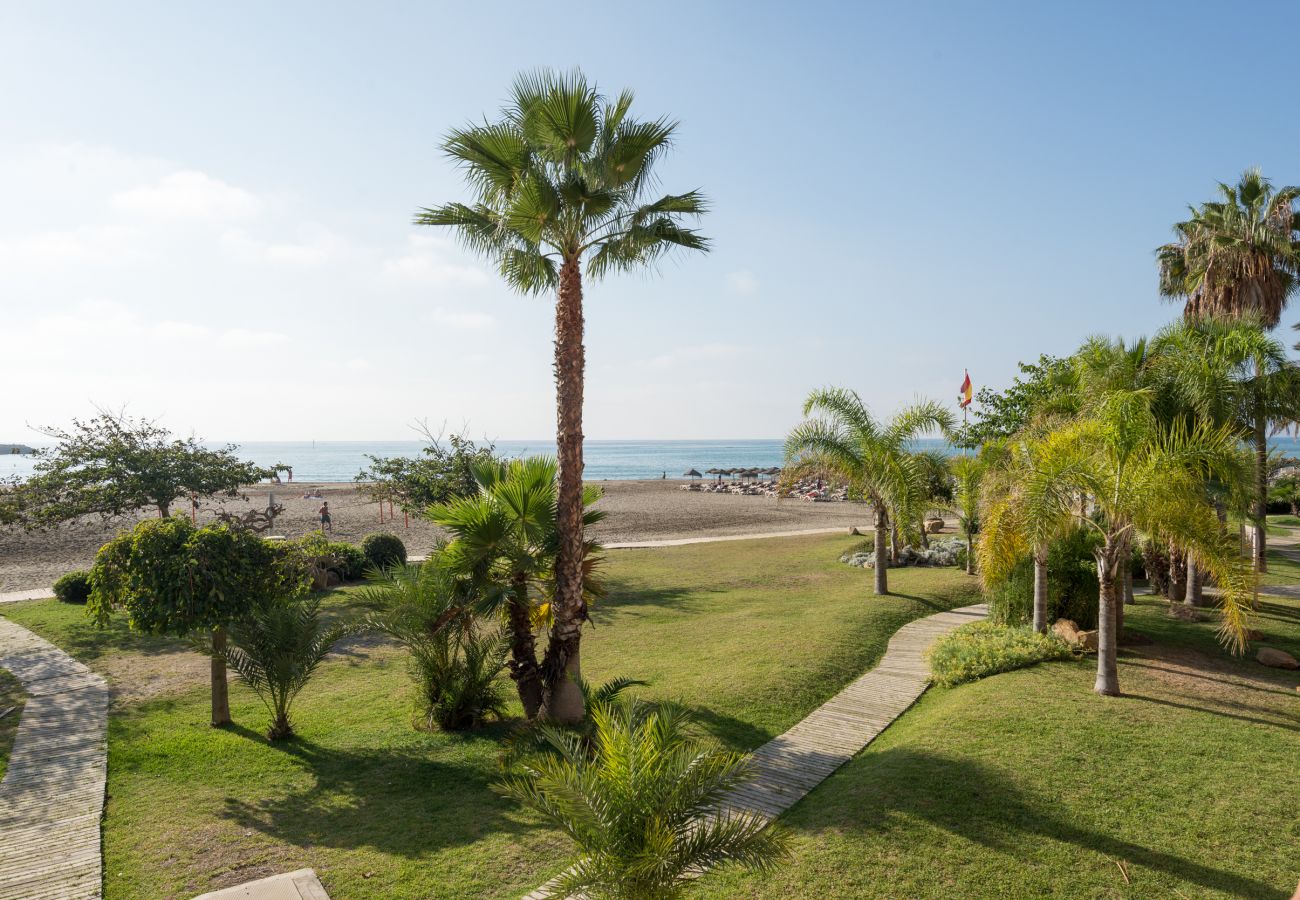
[695, 595, 1300, 899]
[0, 667, 26, 780]
[0, 533, 980, 899]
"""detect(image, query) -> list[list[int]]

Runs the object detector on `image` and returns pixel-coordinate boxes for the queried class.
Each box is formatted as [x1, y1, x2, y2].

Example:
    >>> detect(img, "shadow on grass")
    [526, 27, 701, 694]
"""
[219, 724, 534, 857]
[588, 581, 697, 618]
[793, 747, 1287, 898]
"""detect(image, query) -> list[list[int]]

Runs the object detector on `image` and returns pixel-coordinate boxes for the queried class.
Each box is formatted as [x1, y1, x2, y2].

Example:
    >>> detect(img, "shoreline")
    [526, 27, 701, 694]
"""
[0, 480, 873, 592]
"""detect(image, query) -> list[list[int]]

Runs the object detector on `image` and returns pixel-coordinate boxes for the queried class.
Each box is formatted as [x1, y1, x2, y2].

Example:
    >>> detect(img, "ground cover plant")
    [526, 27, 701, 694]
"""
[0, 533, 979, 898]
[927, 621, 1072, 687]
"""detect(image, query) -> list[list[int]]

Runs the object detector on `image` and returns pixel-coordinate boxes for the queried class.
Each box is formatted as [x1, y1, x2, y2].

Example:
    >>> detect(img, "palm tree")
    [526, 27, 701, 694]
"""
[785, 388, 955, 595]
[498, 697, 787, 898]
[430, 456, 605, 720]
[1158, 168, 1300, 327]
[417, 70, 709, 722]
[947, 447, 999, 577]
[221, 598, 355, 740]
[978, 434, 1079, 633]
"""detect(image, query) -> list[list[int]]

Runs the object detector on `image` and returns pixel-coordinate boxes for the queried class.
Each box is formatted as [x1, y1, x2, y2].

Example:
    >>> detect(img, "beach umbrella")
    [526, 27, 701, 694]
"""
[683, 469, 702, 479]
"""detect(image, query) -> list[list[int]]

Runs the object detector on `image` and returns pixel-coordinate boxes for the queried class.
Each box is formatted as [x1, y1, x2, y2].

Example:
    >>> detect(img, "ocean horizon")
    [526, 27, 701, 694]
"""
[8, 436, 1300, 483]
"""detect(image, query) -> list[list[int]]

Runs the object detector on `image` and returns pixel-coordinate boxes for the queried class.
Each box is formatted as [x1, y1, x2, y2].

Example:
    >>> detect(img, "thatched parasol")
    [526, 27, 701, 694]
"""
[683, 469, 703, 479]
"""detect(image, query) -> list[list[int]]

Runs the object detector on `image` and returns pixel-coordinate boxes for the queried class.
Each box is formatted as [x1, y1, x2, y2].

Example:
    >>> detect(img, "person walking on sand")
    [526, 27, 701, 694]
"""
[318, 501, 332, 532]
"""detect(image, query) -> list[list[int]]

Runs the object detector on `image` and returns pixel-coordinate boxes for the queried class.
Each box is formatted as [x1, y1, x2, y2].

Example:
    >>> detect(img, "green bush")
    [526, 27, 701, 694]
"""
[53, 570, 92, 604]
[986, 527, 1101, 629]
[362, 532, 407, 570]
[294, 531, 367, 581]
[928, 621, 1072, 687]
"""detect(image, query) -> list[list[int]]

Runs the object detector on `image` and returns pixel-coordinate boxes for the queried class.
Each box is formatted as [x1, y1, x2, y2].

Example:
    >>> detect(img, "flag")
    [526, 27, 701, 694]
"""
[959, 370, 972, 408]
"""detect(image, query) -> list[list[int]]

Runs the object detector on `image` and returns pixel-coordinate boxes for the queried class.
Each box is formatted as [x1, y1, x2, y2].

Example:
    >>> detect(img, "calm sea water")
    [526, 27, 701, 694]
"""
[7, 436, 1300, 483]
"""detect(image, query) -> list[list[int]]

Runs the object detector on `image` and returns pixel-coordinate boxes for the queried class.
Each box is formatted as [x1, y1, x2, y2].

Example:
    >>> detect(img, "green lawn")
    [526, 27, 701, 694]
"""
[0, 533, 980, 899]
[0, 667, 26, 781]
[695, 595, 1300, 899]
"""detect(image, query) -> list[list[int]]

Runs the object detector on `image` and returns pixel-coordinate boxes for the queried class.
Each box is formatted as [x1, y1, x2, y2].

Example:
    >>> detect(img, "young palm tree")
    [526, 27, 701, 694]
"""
[221, 598, 355, 740]
[417, 70, 709, 723]
[498, 697, 787, 898]
[947, 447, 999, 576]
[430, 456, 605, 720]
[1158, 168, 1300, 327]
[785, 388, 955, 595]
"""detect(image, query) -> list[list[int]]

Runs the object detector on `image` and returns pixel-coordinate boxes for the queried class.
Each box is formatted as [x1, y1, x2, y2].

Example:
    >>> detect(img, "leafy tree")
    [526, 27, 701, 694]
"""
[497, 697, 788, 898]
[785, 388, 954, 595]
[954, 355, 1077, 448]
[18, 412, 267, 525]
[429, 456, 605, 720]
[416, 69, 709, 723]
[355, 431, 496, 513]
[222, 598, 355, 740]
[89, 519, 309, 725]
[1158, 168, 1300, 327]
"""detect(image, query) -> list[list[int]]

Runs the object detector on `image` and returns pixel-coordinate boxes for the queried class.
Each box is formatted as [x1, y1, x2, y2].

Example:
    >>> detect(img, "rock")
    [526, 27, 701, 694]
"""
[1256, 647, 1299, 670]
[1053, 619, 1082, 644]
[1168, 604, 1202, 622]
[848, 526, 862, 536]
[1245, 628, 1266, 643]
[926, 519, 945, 534]
[1076, 630, 1099, 652]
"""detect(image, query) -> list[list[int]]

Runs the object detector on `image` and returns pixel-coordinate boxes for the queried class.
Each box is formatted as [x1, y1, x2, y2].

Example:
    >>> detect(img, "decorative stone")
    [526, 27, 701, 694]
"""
[1053, 619, 1082, 645]
[925, 518, 945, 534]
[1256, 647, 1299, 670]
[1076, 629, 1099, 652]
[1245, 628, 1266, 642]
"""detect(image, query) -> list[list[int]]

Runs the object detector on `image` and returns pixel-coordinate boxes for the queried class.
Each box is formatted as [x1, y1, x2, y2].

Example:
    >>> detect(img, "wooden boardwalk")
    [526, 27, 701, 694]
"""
[0, 617, 107, 900]
[523, 601, 987, 898]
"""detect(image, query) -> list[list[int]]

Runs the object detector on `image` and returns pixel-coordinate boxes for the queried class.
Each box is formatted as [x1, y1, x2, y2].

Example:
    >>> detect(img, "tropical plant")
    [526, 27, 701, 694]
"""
[1158, 168, 1300, 328]
[502, 675, 649, 767]
[947, 453, 987, 575]
[359, 560, 509, 730]
[983, 527, 1101, 630]
[355, 430, 496, 513]
[497, 697, 788, 898]
[16, 412, 269, 526]
[1272, 475, 1300, 516]
[908, 449, 953, 549]
[89, 519, 309, 725]
[431, 456, 605, 720]
[785, 388, 955, 595]
[416, 69, 709, 722]
[220, 597, 355, 740]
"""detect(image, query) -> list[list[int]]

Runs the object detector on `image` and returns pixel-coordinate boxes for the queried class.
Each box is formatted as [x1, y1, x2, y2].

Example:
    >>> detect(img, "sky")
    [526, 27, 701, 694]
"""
[3, 0, 1299, 442]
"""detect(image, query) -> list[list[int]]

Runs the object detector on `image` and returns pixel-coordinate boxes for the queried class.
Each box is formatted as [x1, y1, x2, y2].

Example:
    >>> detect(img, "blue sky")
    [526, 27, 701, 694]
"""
[2, 1, 1298, 441]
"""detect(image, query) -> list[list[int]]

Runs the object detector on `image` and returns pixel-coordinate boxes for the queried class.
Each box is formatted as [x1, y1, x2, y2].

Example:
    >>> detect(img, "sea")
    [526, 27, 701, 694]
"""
[6, 436, 1300, 483]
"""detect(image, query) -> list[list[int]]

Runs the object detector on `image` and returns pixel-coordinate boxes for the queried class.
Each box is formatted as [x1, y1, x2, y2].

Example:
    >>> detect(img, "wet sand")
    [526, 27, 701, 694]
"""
[0, 480, 871, 591]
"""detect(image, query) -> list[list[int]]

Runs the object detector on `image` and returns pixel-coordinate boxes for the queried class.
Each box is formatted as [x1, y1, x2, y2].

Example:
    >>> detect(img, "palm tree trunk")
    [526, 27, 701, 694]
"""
[1253, 412, 1269, 573]
[890, 521, 901, 564]
[1032, 545, 1048, 633]
[210, 626, 231, 727]
[965, 531, 974, 576]
[918, 515, 929, 549]
[1167, 543, 1186, 603]
[507, 576, 544, 720]
[1185, 554, 1207, 608]
[1123, 562, 1134, 605]
[873, 505, 889, 595]
[540, 257, 587, 724]
[1094, 535, 1124, 697]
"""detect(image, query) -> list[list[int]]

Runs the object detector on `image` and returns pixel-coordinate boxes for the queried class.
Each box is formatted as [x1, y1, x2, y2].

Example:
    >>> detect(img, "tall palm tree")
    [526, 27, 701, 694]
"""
[417, 70, 709, 722]
[785, 388, 955, 595]
[430, 456, 605, 720]
[1158, 168, 1300, 327]
[498, 697, 787, 898]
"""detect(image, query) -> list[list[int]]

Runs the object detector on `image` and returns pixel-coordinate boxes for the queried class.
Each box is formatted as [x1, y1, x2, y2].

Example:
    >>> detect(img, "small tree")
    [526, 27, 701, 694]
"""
[89, 518, 309, 726]
[355, 430, 496, 513]
[19, 412, 267, 525]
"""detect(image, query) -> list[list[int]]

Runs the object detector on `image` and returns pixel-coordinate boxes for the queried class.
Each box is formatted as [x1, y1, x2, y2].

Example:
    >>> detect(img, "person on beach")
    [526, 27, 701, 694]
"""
[318, 501, 332, 532]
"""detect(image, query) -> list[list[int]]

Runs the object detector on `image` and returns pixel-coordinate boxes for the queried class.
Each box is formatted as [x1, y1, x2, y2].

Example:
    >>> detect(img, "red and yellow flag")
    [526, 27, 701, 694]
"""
[959, 370, 973, 408]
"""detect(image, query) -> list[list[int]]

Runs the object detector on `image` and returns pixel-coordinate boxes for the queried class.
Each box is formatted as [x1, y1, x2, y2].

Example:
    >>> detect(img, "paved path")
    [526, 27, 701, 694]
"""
[0, 618, 107, 900]
[523, 601, 988, 899]
[193, 868, 329, 899]
[0, 588, 54, 605]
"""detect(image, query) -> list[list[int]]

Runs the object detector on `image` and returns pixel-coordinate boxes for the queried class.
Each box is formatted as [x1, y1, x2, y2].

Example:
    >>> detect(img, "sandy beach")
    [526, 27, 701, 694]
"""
[0, 480, 871, 591]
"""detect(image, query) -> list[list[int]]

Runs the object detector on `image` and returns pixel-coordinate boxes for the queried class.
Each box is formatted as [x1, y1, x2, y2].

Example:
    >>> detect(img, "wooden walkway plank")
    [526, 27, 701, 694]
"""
[0, 617, 107, 900]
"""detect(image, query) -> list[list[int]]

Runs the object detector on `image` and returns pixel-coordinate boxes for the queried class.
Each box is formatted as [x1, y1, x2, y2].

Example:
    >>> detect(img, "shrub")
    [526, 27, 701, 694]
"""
[295, 531, 367, 582]
[53, 570, 92, 604]
[986, 528, 1101, 629]
[928, 621, 1072, 687]
[361, 532, 407, 570]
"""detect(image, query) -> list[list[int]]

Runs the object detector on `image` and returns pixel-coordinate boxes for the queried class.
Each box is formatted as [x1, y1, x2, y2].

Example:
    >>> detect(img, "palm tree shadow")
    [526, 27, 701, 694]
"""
[218, 727, 535, 856]
[788, 748, 1286, 898]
